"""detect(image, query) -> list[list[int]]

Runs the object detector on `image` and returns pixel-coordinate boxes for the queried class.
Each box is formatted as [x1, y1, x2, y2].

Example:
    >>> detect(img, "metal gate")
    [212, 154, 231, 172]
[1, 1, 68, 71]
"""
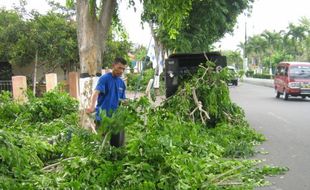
[0, 80, 12, 93]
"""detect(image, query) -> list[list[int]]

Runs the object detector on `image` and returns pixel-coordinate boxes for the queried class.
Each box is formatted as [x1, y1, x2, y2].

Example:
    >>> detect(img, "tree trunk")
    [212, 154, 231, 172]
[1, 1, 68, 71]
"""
[76, 0, 116, 113]
[149, 22, 165, 75]
[76, 0, 116, 76]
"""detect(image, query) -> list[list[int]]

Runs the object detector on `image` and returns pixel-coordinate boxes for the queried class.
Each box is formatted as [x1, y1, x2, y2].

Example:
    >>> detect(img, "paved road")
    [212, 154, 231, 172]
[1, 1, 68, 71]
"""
[229, 82, 310, 190]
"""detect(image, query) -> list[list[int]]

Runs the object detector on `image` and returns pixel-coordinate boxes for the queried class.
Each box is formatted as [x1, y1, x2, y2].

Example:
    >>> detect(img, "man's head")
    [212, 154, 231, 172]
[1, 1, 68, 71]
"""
[112, 57, 127, 77]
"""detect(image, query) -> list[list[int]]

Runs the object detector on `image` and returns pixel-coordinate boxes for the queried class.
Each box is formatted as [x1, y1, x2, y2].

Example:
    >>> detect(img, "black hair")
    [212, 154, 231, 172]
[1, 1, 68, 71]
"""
[113, 57, 127, 65]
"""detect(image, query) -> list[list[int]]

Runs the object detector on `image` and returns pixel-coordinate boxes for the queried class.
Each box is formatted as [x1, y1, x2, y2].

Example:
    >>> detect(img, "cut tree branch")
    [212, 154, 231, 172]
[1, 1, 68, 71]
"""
[42, 157, 76, 171]
[99, 131, 111, 153]
[195, 65, 209, 86]
[190, 88, 210, 124]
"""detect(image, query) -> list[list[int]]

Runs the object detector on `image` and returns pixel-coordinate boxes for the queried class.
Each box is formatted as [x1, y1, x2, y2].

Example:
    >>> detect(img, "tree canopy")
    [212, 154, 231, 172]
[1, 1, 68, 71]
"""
[142, 0, 254, 53]
[1, 0, 255, 77]
[0, 1, 131, 76]
[62, 0, 255, 75]
[0, 8, 79, 73]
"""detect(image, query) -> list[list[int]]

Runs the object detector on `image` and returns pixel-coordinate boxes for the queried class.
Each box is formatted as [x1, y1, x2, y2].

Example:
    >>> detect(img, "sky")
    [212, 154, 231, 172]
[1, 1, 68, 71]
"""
[1, 0, 310, 51]
[218, 0, 310, 50]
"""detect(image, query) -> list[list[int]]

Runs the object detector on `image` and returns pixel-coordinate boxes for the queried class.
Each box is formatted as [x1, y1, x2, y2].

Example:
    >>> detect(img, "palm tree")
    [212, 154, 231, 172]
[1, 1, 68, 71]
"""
[261, 30, 283, 74]
[285, 23, 307, 59]
[223, 50, 243, 69]
[299, 17, 310, 61]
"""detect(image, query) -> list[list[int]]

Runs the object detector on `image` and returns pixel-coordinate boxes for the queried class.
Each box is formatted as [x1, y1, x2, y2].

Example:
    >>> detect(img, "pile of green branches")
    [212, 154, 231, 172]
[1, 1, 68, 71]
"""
[0, 62, 287, 189]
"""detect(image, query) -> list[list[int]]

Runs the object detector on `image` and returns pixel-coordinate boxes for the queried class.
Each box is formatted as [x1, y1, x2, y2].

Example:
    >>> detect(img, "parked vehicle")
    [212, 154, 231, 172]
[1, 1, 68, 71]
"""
[227, 66, 238, 86]
[274, 62, 310, 100]
[165, 52, 227, 97]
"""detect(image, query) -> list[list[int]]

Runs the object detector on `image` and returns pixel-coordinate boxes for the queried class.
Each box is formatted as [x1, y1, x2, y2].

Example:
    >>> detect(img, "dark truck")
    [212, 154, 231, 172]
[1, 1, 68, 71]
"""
[164, 52, 227, 97]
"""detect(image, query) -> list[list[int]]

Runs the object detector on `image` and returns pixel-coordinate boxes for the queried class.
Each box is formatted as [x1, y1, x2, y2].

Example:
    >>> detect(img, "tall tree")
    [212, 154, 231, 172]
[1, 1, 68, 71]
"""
[67, 0, 117, 76]
[31, 12, 79, 75]
[142, 0, 254, 53]
[285, 23, 307, 59]
[299, 17, 310, 61]
[223, 50, 243, 69]
[261, 30, 283, 73]
[0, 9, 29, 63]
[246, 35, 267, 68]
[0, 8, 79, 84]
[102, 23, 131, 68]
[66, 0, 254, 77]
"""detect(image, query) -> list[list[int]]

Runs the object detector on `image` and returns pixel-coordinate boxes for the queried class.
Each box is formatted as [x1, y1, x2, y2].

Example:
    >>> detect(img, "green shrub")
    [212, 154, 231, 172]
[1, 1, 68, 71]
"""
[253, 73, 274, 79]
[238, 69, 245, 78]
[25, 89, 79, 122]
[0, 91, 24, 122]
[127, 68, 155, 91]
[245, 70, 254, 77]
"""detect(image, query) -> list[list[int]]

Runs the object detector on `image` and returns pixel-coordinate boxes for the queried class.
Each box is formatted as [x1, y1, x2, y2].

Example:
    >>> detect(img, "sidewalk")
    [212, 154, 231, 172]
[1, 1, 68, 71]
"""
[126, 91, 144, 100]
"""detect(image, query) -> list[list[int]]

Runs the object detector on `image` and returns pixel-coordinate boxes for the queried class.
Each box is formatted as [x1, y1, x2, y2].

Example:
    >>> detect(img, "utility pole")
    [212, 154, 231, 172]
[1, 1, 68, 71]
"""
[243, 19, 248, 73]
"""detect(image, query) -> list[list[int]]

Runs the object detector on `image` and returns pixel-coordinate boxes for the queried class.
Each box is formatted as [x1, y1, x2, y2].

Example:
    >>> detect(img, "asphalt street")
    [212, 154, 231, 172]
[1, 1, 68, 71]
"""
[230, 82, 310, 190]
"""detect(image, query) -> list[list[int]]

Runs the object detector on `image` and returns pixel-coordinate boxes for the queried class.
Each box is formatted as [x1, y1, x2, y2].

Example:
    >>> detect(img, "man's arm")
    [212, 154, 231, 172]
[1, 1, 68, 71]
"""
[86, 90, 100, 113]
[119, 81, 127, 105]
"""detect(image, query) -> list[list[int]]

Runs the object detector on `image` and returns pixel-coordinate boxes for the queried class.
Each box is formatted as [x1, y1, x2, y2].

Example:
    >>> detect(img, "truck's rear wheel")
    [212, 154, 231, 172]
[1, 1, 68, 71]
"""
[275, 90, 280, 98]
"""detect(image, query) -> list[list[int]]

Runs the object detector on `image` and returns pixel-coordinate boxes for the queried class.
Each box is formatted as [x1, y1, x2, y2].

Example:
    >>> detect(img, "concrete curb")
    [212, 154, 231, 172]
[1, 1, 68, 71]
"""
[242, 77, 274, 88]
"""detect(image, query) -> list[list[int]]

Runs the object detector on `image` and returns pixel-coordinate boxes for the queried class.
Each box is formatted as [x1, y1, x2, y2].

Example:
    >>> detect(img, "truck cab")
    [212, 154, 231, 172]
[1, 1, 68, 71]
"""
[164, 52, 227, 97]
[274, 62, 310, 100]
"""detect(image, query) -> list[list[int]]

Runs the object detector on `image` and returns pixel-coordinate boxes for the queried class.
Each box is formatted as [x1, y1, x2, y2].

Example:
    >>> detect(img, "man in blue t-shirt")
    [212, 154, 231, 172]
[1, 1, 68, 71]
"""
[86, 57, 127, 147]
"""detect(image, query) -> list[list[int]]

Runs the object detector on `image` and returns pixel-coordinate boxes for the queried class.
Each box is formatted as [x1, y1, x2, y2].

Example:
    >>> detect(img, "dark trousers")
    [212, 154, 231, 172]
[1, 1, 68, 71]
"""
[95, 121, 125, 147]
[110, 130, 125, 147]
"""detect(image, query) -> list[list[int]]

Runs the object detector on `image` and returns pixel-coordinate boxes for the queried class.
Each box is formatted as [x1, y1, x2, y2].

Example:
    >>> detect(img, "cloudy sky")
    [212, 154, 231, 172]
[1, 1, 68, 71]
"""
[219, 0, 310, 50]
[1, 0, 310, 51]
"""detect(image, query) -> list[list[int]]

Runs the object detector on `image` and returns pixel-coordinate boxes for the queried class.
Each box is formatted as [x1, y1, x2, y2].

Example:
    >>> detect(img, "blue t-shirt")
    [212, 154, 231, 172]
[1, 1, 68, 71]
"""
[95, 73, 126, 121]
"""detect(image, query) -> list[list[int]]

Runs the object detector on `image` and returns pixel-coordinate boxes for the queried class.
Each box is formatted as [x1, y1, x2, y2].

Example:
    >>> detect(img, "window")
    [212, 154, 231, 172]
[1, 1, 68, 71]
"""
[278, 66, 286, 76]
[276, 66, 282, 76]
[289, 65, 310, 79]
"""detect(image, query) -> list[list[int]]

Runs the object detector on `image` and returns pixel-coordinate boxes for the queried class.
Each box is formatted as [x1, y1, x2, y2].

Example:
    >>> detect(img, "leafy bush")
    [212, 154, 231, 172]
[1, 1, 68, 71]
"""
[0, 91, 24, 123]
[25, 89, 79, 122]
[0, 128, 53, 189]
[245, 70, 254, 77]
[245, 71, 273, 79]
[127, 68, 155, 91]
[238, 69, 245, 78]
[253, 73, 274, 79]
[0, 88, 80, 189]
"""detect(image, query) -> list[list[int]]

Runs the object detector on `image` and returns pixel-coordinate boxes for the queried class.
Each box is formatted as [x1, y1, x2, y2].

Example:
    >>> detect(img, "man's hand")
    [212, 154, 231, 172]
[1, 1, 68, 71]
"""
[119, 99, 129, 106]
[86, 90, 100, 114]
[85, 106, 95, 114]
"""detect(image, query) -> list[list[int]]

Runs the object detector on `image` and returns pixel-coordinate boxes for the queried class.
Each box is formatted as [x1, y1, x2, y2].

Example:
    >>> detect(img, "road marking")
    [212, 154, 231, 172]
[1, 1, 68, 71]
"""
[267, 112, 291, 125]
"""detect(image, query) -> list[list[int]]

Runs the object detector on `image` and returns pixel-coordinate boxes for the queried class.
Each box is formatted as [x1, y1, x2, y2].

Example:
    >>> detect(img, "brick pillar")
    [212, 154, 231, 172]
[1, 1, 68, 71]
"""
[68, 72, 79, 99]
[45, 73, 57, 92]
[12, 76, 27, 103]
[79, 77, 99, 109]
